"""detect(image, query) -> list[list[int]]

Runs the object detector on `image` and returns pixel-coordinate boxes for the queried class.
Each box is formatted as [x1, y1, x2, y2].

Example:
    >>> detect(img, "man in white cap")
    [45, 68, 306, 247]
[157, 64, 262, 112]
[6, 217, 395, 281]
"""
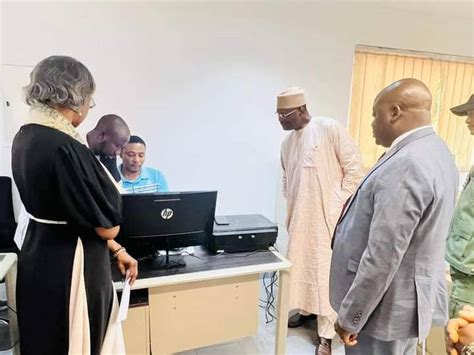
[277, 87, 364, 354]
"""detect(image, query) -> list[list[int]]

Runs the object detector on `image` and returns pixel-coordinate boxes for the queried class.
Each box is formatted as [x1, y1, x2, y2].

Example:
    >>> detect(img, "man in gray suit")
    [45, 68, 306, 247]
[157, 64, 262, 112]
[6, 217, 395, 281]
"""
[329, 78, 459, 354]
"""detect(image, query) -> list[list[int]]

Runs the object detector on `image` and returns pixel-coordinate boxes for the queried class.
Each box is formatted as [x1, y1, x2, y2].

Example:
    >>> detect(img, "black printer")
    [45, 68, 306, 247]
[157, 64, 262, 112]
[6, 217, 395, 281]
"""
[209, 214, 278, 253]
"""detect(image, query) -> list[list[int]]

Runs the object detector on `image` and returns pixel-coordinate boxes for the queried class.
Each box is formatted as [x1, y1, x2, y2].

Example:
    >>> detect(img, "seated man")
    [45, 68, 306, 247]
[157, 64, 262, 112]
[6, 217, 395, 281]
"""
[120, 135, 169, 193]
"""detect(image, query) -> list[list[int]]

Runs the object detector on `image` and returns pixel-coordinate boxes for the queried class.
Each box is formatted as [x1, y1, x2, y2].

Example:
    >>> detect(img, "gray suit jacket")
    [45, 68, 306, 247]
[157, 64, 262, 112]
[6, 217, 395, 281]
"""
[329, 127, 458, 341]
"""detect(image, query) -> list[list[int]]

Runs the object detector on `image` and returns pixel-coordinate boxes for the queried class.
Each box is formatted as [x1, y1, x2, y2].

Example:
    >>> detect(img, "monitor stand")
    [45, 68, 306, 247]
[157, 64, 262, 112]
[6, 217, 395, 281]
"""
[147, 249, 187, 270]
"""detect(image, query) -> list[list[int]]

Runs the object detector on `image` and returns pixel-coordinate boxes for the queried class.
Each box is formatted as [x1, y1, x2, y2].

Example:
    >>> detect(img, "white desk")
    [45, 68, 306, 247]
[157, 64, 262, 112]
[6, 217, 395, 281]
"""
[114, 249, 291, 355]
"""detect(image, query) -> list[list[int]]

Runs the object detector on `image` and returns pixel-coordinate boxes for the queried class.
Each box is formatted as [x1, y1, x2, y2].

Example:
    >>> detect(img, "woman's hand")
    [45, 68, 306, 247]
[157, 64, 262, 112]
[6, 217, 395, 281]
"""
[116, 251, 138, 286]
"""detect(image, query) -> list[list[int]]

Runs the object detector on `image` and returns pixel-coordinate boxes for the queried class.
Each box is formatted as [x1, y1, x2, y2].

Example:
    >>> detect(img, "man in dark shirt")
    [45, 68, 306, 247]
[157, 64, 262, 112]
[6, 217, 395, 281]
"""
[86, 114, 130, 181]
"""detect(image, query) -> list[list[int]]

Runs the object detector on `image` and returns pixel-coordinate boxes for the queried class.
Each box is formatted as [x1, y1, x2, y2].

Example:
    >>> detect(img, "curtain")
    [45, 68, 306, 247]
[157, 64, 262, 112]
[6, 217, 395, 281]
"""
[349, 46, 474, 171]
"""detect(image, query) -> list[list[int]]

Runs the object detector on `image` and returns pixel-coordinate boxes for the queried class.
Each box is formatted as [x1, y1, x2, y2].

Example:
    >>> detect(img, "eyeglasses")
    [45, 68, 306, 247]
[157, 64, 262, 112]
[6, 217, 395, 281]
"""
[276, 108, 298, 119]
[89, 97, 96, 109]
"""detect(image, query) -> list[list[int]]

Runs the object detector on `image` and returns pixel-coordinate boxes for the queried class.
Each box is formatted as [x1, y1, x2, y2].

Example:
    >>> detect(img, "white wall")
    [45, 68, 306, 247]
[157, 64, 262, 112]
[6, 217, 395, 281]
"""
[1, 1, 473, 220]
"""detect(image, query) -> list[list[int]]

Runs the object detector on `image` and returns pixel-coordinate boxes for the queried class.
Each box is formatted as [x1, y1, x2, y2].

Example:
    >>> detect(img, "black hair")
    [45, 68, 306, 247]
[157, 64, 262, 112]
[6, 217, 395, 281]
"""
[128, 135, 146, 146]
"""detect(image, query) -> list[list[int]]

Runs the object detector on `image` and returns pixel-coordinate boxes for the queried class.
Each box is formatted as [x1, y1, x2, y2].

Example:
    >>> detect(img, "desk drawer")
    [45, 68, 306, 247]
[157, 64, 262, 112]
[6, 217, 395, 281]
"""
[149, 274, 259, 354]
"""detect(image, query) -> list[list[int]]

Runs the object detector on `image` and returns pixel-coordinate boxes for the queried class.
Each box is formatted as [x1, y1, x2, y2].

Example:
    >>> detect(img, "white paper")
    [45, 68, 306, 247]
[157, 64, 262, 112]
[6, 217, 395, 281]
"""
[14, 205, 30, 250]
[117, 277, 131, 322]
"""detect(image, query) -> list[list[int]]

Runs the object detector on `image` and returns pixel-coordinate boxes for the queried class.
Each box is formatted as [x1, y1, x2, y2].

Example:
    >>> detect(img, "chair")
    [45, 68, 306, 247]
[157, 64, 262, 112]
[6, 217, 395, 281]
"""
[0, 177, 19, 351]
[0, 177, 18, 254]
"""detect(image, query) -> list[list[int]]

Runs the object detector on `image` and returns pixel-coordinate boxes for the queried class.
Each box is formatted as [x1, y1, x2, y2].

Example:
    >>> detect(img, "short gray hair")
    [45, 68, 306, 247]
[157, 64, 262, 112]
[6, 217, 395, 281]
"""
[25, 55, 95, 111]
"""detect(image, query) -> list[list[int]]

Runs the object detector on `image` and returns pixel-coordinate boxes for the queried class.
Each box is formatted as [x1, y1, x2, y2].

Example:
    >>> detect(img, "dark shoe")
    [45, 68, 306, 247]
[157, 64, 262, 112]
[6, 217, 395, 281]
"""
[288, 312, 316, 328]
[315, 337, 332, 355]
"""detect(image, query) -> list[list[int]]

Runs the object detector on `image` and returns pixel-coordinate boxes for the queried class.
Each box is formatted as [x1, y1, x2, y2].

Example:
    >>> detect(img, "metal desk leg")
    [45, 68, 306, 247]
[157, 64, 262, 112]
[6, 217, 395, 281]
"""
[5, 260, 19, 355]
[274, 269, 290, 355]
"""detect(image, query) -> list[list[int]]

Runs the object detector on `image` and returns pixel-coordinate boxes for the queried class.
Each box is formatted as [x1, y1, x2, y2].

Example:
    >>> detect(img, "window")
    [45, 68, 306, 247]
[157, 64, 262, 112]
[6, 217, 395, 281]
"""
[348, 45, 474, 171]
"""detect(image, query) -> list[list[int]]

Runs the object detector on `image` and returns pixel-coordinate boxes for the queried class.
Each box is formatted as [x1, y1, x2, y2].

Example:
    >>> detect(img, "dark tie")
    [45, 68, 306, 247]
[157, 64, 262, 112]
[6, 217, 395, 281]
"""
[331, 196, 352, 249]
[377, 151, 386, 162]
[99, 155, 121, 182]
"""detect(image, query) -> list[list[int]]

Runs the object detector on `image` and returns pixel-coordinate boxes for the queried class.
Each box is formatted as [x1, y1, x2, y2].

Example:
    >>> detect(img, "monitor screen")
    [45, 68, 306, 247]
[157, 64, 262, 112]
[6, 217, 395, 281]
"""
[117, 191, 217, 256]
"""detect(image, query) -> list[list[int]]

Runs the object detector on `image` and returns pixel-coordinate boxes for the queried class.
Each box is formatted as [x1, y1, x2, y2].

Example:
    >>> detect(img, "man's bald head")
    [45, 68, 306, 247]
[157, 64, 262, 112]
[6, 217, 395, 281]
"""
[371, 78, 432, 148]
[376, 78, 432, 115]
[95, 114, 129, 132]
[87, 114, 131, 157]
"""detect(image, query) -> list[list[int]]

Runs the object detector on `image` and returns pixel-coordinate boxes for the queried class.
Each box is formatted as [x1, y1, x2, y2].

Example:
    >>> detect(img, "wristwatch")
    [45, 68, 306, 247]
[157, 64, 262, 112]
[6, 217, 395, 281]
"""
[462, 343, 474, 355]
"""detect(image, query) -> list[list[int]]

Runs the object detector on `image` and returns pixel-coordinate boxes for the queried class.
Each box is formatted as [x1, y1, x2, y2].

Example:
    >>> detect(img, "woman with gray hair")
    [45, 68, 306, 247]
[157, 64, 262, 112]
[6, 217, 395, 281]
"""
[11, 55, 131, 354]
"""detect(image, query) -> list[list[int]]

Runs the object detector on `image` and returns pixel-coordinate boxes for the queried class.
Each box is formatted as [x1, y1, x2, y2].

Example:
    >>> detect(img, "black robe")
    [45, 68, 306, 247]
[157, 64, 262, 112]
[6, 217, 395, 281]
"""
[11, 124, 122, 355]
